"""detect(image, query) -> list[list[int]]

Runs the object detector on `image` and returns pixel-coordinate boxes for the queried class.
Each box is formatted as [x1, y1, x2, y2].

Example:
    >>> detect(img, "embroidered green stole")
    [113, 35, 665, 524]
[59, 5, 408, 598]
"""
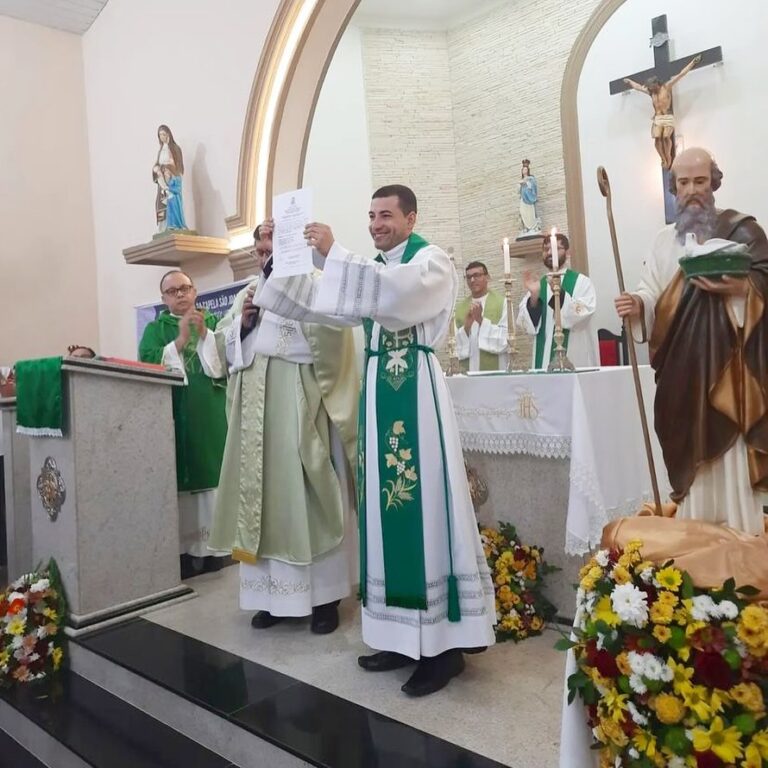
[357, 233, 460, 620]
[534, 269, 578, 369]
[454, 291, 505, 371]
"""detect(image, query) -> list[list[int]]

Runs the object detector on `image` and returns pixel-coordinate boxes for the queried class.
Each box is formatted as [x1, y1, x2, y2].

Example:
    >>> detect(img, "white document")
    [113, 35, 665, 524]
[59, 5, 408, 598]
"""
[271, 188, 314, 277]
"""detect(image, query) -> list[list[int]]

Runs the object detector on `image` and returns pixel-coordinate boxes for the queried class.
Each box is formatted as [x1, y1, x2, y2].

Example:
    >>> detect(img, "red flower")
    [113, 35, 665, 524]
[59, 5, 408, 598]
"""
[593, 650, 620, 678]
[695, 751, 724, 768]
[7, 598, 26, 615]
[690, 626, 727, 653]
[693, 652, 734, 690]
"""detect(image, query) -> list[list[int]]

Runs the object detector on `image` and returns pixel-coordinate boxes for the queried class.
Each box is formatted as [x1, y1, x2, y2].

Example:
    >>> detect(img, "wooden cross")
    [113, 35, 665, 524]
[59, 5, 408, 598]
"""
[609, 15, 722, 223]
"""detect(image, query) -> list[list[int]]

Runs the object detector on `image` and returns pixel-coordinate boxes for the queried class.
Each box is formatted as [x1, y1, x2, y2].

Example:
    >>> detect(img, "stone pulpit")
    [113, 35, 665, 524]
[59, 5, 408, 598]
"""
[4, 357, 192, 634]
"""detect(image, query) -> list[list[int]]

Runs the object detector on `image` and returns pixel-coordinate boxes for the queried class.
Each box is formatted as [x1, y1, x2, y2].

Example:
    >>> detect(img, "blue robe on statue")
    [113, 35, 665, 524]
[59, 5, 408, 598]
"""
[166, 175, 187, 230]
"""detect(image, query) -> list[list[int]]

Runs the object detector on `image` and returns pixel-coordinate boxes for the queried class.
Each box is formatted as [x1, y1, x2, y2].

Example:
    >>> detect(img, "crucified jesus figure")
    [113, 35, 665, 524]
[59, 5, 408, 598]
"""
[624, 54, 701, 170]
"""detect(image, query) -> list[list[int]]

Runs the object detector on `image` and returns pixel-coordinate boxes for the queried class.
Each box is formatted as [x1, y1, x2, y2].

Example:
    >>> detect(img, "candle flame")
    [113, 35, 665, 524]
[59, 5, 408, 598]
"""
[551, 227, 557, 236]
[503, 237, 509, 245]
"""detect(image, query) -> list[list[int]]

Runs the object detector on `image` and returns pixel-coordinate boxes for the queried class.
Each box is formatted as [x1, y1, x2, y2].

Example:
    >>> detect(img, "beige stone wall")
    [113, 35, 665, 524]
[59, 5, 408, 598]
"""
[360, 29, 462, 266]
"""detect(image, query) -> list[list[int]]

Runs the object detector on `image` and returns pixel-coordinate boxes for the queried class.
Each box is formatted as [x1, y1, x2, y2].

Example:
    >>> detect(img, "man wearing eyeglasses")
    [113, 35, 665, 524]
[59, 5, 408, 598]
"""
[139, 270, 229, 578]
[454, 261, 508, 372]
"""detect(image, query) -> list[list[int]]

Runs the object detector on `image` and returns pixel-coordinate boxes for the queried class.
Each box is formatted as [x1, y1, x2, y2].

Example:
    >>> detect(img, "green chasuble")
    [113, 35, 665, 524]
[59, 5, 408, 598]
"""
[139, 311, 227, 492]
[534, 269, 578, 369]
[454, 290, 505, 371]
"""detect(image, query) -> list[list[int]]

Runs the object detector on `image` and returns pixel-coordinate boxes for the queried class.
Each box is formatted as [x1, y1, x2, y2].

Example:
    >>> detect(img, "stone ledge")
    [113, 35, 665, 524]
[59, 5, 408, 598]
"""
[123, 233, 231, 268]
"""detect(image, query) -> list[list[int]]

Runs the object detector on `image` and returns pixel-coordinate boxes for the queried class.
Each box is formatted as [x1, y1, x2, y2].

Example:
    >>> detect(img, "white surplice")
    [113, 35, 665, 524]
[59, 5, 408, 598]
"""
[630, 224, 763, 533]
[197, 294, 354, 616]
[455, 293, 508, 371]
[517, 269, 599, 369]
[254, 239, 497, 659]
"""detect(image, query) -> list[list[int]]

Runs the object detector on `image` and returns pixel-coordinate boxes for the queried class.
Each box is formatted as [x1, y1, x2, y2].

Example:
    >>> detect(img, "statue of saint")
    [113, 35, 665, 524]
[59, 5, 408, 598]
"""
[152, 124, 188, 233]
[623, 54, 701, 170]
[517, 159, 541, 239]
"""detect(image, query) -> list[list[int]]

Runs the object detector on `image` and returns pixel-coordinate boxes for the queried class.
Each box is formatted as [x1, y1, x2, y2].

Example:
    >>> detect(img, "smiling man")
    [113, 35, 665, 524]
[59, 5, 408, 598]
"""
[252, 184, 496, 697]
[614, 147, 768, 533]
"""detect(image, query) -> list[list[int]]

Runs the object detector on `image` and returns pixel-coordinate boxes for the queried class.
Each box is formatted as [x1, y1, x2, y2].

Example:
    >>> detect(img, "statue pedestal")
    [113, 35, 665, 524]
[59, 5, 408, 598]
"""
[123, 232, 230, 269]
[19, 358, 193, 635]
[509, 238, 544, 259]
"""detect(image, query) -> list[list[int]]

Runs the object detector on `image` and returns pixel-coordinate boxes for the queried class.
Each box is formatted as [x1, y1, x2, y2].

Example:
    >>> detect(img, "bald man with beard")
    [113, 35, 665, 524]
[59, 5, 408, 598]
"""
[615, 147, 768, 534]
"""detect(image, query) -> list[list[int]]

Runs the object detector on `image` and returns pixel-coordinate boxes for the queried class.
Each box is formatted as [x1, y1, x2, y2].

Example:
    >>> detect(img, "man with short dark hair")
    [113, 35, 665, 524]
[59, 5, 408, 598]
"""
[253, 184, 496, 696]
[518, 233, 599, 369]
[615, 147, 768, 532]
[454, 261, 507, 371]
[139, 269, 228, 577]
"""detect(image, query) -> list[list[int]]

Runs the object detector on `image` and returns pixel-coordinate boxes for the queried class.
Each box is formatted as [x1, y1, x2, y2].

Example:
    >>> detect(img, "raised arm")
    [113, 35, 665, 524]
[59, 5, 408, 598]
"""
[668, 54, 701, 87]
[623, 77, 649, 94]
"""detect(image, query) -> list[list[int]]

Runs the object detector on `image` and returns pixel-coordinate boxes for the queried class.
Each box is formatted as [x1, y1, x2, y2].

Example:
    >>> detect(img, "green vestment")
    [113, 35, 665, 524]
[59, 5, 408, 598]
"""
[454, 290, 505, 371]
[138, 310, 227, 493]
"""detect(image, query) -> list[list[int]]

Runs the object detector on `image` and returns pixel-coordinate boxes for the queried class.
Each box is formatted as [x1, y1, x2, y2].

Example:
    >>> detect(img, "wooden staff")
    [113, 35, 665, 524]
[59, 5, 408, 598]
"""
[597, 166, 663, 515]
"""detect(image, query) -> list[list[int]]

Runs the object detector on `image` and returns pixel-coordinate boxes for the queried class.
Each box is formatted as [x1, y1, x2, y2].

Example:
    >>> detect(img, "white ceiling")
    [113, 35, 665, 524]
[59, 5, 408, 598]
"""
[0, 0, 109, 34]
[354, 0, 507, 30]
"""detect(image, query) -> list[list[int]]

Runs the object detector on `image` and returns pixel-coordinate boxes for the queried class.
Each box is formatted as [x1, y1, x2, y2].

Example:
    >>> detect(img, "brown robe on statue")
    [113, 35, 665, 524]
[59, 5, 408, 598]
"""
[650, 209, 768, 502]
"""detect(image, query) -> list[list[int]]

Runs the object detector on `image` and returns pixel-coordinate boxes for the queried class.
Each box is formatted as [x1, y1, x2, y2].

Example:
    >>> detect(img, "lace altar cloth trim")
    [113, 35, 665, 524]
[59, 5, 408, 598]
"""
[458, 430, 571, 459]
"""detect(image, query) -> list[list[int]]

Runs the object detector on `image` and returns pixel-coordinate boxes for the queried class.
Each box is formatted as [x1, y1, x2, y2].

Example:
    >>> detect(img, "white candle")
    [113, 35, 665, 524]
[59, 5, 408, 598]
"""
[503, 237, 510, 275]
[550, 227, 559, 272]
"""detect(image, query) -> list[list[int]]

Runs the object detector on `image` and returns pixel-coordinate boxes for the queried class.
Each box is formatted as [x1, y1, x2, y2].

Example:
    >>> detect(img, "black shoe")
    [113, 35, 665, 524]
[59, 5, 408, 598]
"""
[250, 611, 285, 629]
[401, 650, 465, 697]
[203, 556, 225, 573]
[357, 651, 415, 672]
[462, 646, 488, 655]
[311, 602, 340, 635]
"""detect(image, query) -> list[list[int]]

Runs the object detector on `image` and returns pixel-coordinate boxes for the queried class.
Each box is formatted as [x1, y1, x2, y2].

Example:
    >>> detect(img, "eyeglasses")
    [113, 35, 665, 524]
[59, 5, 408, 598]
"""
[163, 284, 194, 298]
[465, 272, 487, 281]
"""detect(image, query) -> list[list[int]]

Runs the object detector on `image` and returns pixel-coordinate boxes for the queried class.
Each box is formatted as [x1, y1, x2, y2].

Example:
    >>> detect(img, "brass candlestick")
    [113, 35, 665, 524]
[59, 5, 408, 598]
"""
[547, 272, 575, 372]
[445, 248, 461, 376]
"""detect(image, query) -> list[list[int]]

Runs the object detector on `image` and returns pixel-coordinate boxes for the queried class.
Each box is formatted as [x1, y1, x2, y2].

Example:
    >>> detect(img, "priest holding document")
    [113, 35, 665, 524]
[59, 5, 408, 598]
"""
[253, 184, 496, 697]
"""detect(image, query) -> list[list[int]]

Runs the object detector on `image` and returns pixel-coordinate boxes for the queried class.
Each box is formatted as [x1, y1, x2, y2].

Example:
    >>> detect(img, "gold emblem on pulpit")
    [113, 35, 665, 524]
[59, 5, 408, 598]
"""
[464, 461, 488, 508]
[36, 457, 66, 522]
[517, 390, 539, 420]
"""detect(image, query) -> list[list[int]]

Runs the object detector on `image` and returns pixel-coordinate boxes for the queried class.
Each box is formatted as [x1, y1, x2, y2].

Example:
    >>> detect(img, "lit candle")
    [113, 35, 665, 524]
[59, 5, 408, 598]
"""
[550, 227, 559, 272]
[503, 237, 510, 275]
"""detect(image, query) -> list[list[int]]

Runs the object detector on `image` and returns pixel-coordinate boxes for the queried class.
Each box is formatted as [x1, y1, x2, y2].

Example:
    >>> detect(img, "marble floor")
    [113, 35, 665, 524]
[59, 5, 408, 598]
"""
[147, 566, 568, 768]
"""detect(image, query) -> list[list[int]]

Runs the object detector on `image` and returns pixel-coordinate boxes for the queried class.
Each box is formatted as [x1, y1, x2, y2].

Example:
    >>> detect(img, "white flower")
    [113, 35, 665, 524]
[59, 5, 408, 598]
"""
[643, 656, 665, 680]
[629, 674, 647, 694]
[36, 625, 48, 639]
[611, 583, 649, 627]
[30, 579, 50, 593]
[714, 600, 738, 620]
[628, 747, 640, 759]
[6, 591, 25, 604]
[639, 567, 654, 584]
[668, 758, 686, 768]
[627, 702, 648, 727]
[11, 635, 24, 650]
[595, 550, 610, 567]
[691, 595, 716, 622]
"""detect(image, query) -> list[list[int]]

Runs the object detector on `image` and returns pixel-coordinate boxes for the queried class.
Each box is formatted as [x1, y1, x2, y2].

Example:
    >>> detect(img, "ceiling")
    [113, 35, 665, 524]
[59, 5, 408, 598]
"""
[0, 0, 109, 34]
[354, 0, 507, 30]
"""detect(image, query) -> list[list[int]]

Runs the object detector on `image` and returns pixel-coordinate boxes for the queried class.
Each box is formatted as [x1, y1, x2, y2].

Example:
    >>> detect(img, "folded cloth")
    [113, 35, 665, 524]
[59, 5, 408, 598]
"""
[15, 356, 64, 437]
[602, 512, 768, 600]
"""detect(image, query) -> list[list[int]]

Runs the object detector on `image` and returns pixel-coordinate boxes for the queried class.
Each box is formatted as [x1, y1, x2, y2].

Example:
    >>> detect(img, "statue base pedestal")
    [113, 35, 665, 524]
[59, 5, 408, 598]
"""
[123, 233, 230, 269]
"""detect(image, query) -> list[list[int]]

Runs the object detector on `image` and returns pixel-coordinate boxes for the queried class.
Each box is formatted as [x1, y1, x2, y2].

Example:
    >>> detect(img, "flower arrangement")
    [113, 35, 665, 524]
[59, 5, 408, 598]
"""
[480, 522, 558, 642]
[0, 559, 67, 687]
[561, 539, 768, 767]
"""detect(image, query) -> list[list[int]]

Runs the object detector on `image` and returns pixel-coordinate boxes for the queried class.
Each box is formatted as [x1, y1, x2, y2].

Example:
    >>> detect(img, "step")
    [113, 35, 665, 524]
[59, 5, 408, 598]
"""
[0, 726, 47, 768]
[0, 670, 236, 768]
[71, 618, 509, 768]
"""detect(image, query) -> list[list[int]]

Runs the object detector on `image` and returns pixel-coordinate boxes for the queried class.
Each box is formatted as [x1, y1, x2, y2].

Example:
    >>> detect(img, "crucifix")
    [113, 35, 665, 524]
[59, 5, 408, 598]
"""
[609, 15, 722, 223]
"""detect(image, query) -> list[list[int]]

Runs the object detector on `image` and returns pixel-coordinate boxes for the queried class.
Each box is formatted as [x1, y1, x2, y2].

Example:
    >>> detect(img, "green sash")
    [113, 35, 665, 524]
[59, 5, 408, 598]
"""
[358, 233, 460, 620]
[15, 357, 64, 437]
[534, 269, 578, 369]
[455, 291, 505, 371]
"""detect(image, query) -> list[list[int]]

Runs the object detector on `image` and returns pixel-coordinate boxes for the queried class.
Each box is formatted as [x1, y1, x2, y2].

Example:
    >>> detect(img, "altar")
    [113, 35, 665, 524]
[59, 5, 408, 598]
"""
[446, 365, 670, 620]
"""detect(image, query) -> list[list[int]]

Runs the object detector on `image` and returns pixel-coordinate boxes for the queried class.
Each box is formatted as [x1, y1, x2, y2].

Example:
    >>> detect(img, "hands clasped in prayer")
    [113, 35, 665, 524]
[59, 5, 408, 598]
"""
[175, 308, 208, 351]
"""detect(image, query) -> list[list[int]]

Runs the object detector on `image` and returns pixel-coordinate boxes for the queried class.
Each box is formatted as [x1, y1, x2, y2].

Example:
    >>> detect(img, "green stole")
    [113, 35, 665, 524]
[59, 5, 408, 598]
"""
[534, 269, 578, 369]
[358, 233, 460, 621]
[454, 291, 505, 371]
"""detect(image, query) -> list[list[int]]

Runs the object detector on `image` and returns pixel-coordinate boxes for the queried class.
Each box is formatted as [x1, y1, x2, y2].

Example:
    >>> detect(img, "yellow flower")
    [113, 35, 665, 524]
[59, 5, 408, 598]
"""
[749, 730, 768, 760]
[633, 729, 658, 757]
[617, 554, 632, 569]
[668, 658, 694, 692]
[593, 595, 621, 627]
[385, 453, 398, 468]
[392, 421, 405, 436]
[602, 689, 629, 724]
[498, 585, 513, 601]
[676, 645, 691, 663]
[691, 717, 743, 763]
[52, 646, 63, 671]
[598, 747, 614, 768]
[634, 559, 654, 575]
[580, 576, 596, 593]
[650, 602, 674, 625]
[625, 539, 642, 554]
[6, 617, 25, 636]
[681, 684, 714, 721]
[730, 683, 765, 714]
[495, 573, 509, 586]
[616, 652, 632, 676]
[656, 566, 683, 591]
[589, 565, 603, 581]
[599, 716, 629, 747]
[657, 591, 679, 608]
[43, 607, 59, 621]
[530, 616, 543, 631]
[652, 693, 686, 724]
[499, 552, 514, 565]
[743, 743, 762, 768]
[685, 620, 708, 638]
[0, 649, 9, 668]
[738, 606, 768, 657]
[612, 565, 632, 584]
[653, 625, 672, 643]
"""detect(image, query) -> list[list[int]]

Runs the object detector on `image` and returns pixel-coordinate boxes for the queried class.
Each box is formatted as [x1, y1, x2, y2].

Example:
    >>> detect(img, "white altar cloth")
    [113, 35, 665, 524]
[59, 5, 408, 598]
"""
[446, 366, 671, 555]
